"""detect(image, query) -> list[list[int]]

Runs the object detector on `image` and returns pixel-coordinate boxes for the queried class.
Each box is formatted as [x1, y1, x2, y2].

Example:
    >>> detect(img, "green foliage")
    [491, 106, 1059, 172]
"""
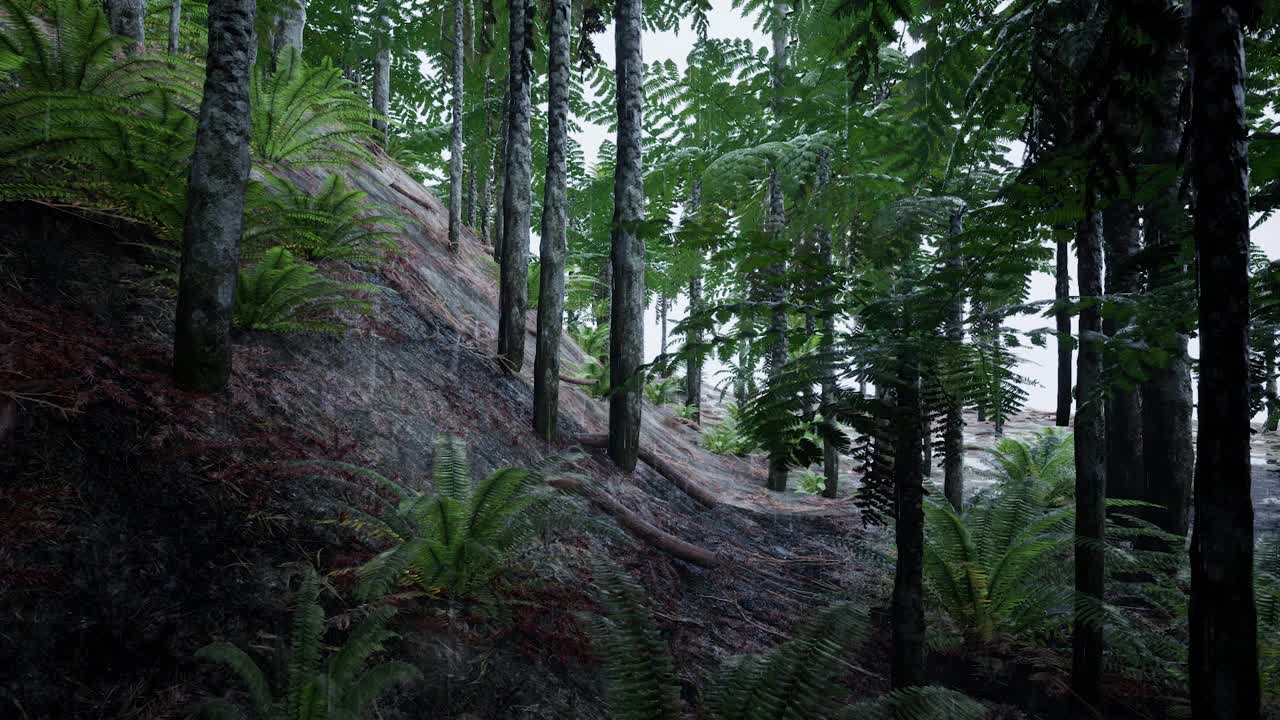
[244, 173, 403, 262]
[983, 428, 1075, 506]
[644, 375, 680, 406]
[1257, 534, 1280, 699]
[794, 468, 826, 496]
[250, 50, 375, 166]
[194, 567, 420, 720]
[701, 403, 756, 456]
[232, 247, 375, 334]
[339, 436, 562, 600]
[594, 563, 981, 720]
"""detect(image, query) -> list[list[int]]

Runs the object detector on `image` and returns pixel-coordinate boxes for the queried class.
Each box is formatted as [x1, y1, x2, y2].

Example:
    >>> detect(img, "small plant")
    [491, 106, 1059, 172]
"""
[232, 246, 375, 334]
[194, 567, 420, 720]
[795, 468, 826, 495]
[251, 50, 375, 166]
[701, 403, 756, 456]
[644, 375, 680, 405]
[982, 428, 1074, 505]
[244, 173, 403, 263]
[676, 403, 699, 420]
[339, 435, 562, 600]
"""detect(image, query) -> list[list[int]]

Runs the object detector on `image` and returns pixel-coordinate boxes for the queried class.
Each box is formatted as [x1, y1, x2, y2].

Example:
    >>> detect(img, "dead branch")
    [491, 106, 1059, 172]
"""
[576, 433, 718, 509]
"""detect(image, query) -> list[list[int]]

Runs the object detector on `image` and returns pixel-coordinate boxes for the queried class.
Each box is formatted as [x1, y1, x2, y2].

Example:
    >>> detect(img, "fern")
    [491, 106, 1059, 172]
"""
[244, 173, 404, 262]
[250, 50, 375, 167]
[232, 246, 375, 334]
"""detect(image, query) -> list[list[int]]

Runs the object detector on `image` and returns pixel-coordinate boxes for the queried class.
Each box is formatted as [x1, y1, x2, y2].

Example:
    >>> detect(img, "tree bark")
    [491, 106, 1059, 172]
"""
[763, 0, 789, 491]
[168, 0, 182, 56]
[1266, 336, 1279, 432]
[108, 0, 145, 55]
[944, 207, 965, 511]
[817, 152, 839, 498]
[891, 348, 925, 688]
[532, 0, 571, 441]
[1140, 23, 1194, 542]
[371, 19, 391, 141]
[173, 0, 255, 393]
[492, 96, 508, 260]
[1072, 207, 1106, 708]
[497, 0, 533, 371]
[447, 0, 465, 253]
[1189, 1, 1260, 717]
[685, 182, 704, 424]
[577, 434, 717, 508]
[271, 0, 306, 70]
[1055, 233, 1073, 426]
[1103, 195, 1143, 502]
[608, 0, 645, 472]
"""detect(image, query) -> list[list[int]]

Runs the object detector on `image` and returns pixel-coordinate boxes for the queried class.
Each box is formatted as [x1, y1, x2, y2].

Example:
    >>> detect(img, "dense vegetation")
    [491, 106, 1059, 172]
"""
[2, 0, 1280, 717]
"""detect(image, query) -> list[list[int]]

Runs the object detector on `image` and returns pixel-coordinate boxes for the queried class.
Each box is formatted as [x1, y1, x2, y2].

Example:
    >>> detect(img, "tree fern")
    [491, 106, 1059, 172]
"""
[250, 49, 375, 167]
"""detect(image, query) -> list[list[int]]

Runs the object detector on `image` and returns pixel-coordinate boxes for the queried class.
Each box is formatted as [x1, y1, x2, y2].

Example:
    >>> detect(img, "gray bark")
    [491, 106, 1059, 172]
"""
[1103, 195, 1144, 502]
[492, 97, 508, 260]
[448, 0, 464, 252]
[532, 0, 570, 440]
[371, 20, 391, 140]
[497, 0, 532, 371]
[1072, 208, 1106, 707]
[943, 207, 965, 511]
[1266, 337, 1279, 432]
[891, 347, 925, 688]
[816, 152, 838, 499]
[108, 0, 146, 55]
[1055, 233, 1073, 426]
[1188, 1, 1260, 716]
[173, 0, 255, 392]
[608, 0, 645, 471]
[685, 181, 704, 423]
[764, 0, 789, 492]
[168, 0, 182, 56]
[271, 0, 306, 69]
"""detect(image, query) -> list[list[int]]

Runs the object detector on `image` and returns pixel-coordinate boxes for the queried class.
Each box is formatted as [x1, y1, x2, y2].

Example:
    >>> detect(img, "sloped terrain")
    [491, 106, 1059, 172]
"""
[0, 150, 889, 719]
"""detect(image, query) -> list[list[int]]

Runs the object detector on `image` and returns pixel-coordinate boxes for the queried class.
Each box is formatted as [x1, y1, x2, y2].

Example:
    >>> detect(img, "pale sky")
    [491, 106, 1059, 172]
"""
[560, 5, 1280, 412]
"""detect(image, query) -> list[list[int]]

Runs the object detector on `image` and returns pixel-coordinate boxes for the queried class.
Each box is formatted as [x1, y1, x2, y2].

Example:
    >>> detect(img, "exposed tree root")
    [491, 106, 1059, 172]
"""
[576, 433, 718, 509]
[548, 474, 721, 567]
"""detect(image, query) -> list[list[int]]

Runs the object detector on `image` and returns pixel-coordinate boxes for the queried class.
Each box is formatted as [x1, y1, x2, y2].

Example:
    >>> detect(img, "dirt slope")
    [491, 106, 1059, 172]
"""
[0, 150, 880, 719]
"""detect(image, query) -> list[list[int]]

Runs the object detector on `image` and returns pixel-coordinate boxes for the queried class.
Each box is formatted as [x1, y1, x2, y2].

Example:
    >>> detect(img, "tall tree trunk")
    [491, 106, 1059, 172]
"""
[371, 19, 391, 141]
[608, 0, 645, 472]
[1139, 18, 1195, 542]
[532, 0, 570, 441]
[817, 152, 839, 499]
[944, 207, 965, 511]
[492, 98, 507, 260]
[658, 294, 668, 353]
[1072, 207, 1106, 709]
[448, 0, 465, 252]
[108, 0, 145, 55]
[173, 0, 255, 392]
[1055, 233, 1073, 426]
[764, 0, 789, 492]
[271, 0, 306, 69]
[497, 0, 533, 371]
[891, 346, 925, 688]
[595, 261, 611, 331]
[1266, 335, 1279, 432]
[1103, 192, 1144, 502]
[168, 0, 182, 56]
[685, 181, 704, 423]
[1189, 1, 1260, 716]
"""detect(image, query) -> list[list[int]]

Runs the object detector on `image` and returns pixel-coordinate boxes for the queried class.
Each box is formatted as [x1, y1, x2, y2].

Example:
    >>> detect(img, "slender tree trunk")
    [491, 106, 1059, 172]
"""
[1140, 23, 1194, 542]
[448, 0, 465, 252]
[817, 152, 839, 499]
[891, 346, 925, 688]
[1266, 335, 1279, 432]
[608, 0, 645, 471]
[686, 181, 704, 423]
[497, 0, 532, 371]
[271, 0, 306, 69]
[1056, 233, 1073, 426]
[764, 0, 789, 492]
[492, 99, 507, 260]
[1103, 193, 1144, 502]
[532, 0, 570, 441]
[1189, 2, 1260, 716]
[943, 207, 965, 511]
[372, 20, 391, 141]
[173, 0, 255, 392]
[168, 0, 182, 56]
[1072, 207, 1106, 709]
[595, 260, 611, 331]
[108, 0, 145, 55]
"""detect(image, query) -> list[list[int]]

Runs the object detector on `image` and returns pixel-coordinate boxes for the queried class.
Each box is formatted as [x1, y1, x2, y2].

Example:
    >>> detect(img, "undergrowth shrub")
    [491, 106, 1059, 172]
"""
[232, 246, 375, 333]
[244, 173, 403, 262]
[702, 403, 755, 456]
[250, 49, 374, 166]
[194, 567, 419, 720]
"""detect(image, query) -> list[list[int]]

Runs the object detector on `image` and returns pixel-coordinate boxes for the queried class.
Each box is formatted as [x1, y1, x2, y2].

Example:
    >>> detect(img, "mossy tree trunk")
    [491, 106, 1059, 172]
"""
[108, 0, 145, 55]
[168, 0, 182, 56]
[685, 181, 704, 424]
[271, 0, 305, 69]
[173, 0, 255, 393]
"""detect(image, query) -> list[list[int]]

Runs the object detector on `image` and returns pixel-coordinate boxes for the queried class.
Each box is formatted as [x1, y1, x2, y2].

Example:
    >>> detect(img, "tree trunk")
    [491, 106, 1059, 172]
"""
[371, 21, 391, 141]
[1266, 336, 1279, 432]
[595, 260, 612, 331]
[532, 0, 570, 441]
[685, 182, 704, 423]
[891, 348, 925, 688]
[1103, 195, 1143, 502]
[448, 0, 465, 253]
[1072, 207, 1106, 709]
[491, 97, 507, 260]
[1140, 24, 1194, 542]
[108, 0, 145, 55]
[658, 294, 668, 354]
[763, 0, 789, 492]
[168, 0, 182, 56]
[608, 0, 645, 472]
[817, 152, 839, 499]
[173, 0, 255, 393]
[497, 0, 532, 371]
[1055, 233, 1073, 426]
[271, 0, 306, 69]
[1189, 1, 1260, 716]
[943, 207, 965, 511]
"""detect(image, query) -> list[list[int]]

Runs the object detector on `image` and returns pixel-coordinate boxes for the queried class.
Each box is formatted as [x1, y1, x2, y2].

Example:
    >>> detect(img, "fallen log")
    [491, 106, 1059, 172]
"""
[548, 475, 720, 567]
[576, 433, 718, 509]
[560, 375, 596, 387]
